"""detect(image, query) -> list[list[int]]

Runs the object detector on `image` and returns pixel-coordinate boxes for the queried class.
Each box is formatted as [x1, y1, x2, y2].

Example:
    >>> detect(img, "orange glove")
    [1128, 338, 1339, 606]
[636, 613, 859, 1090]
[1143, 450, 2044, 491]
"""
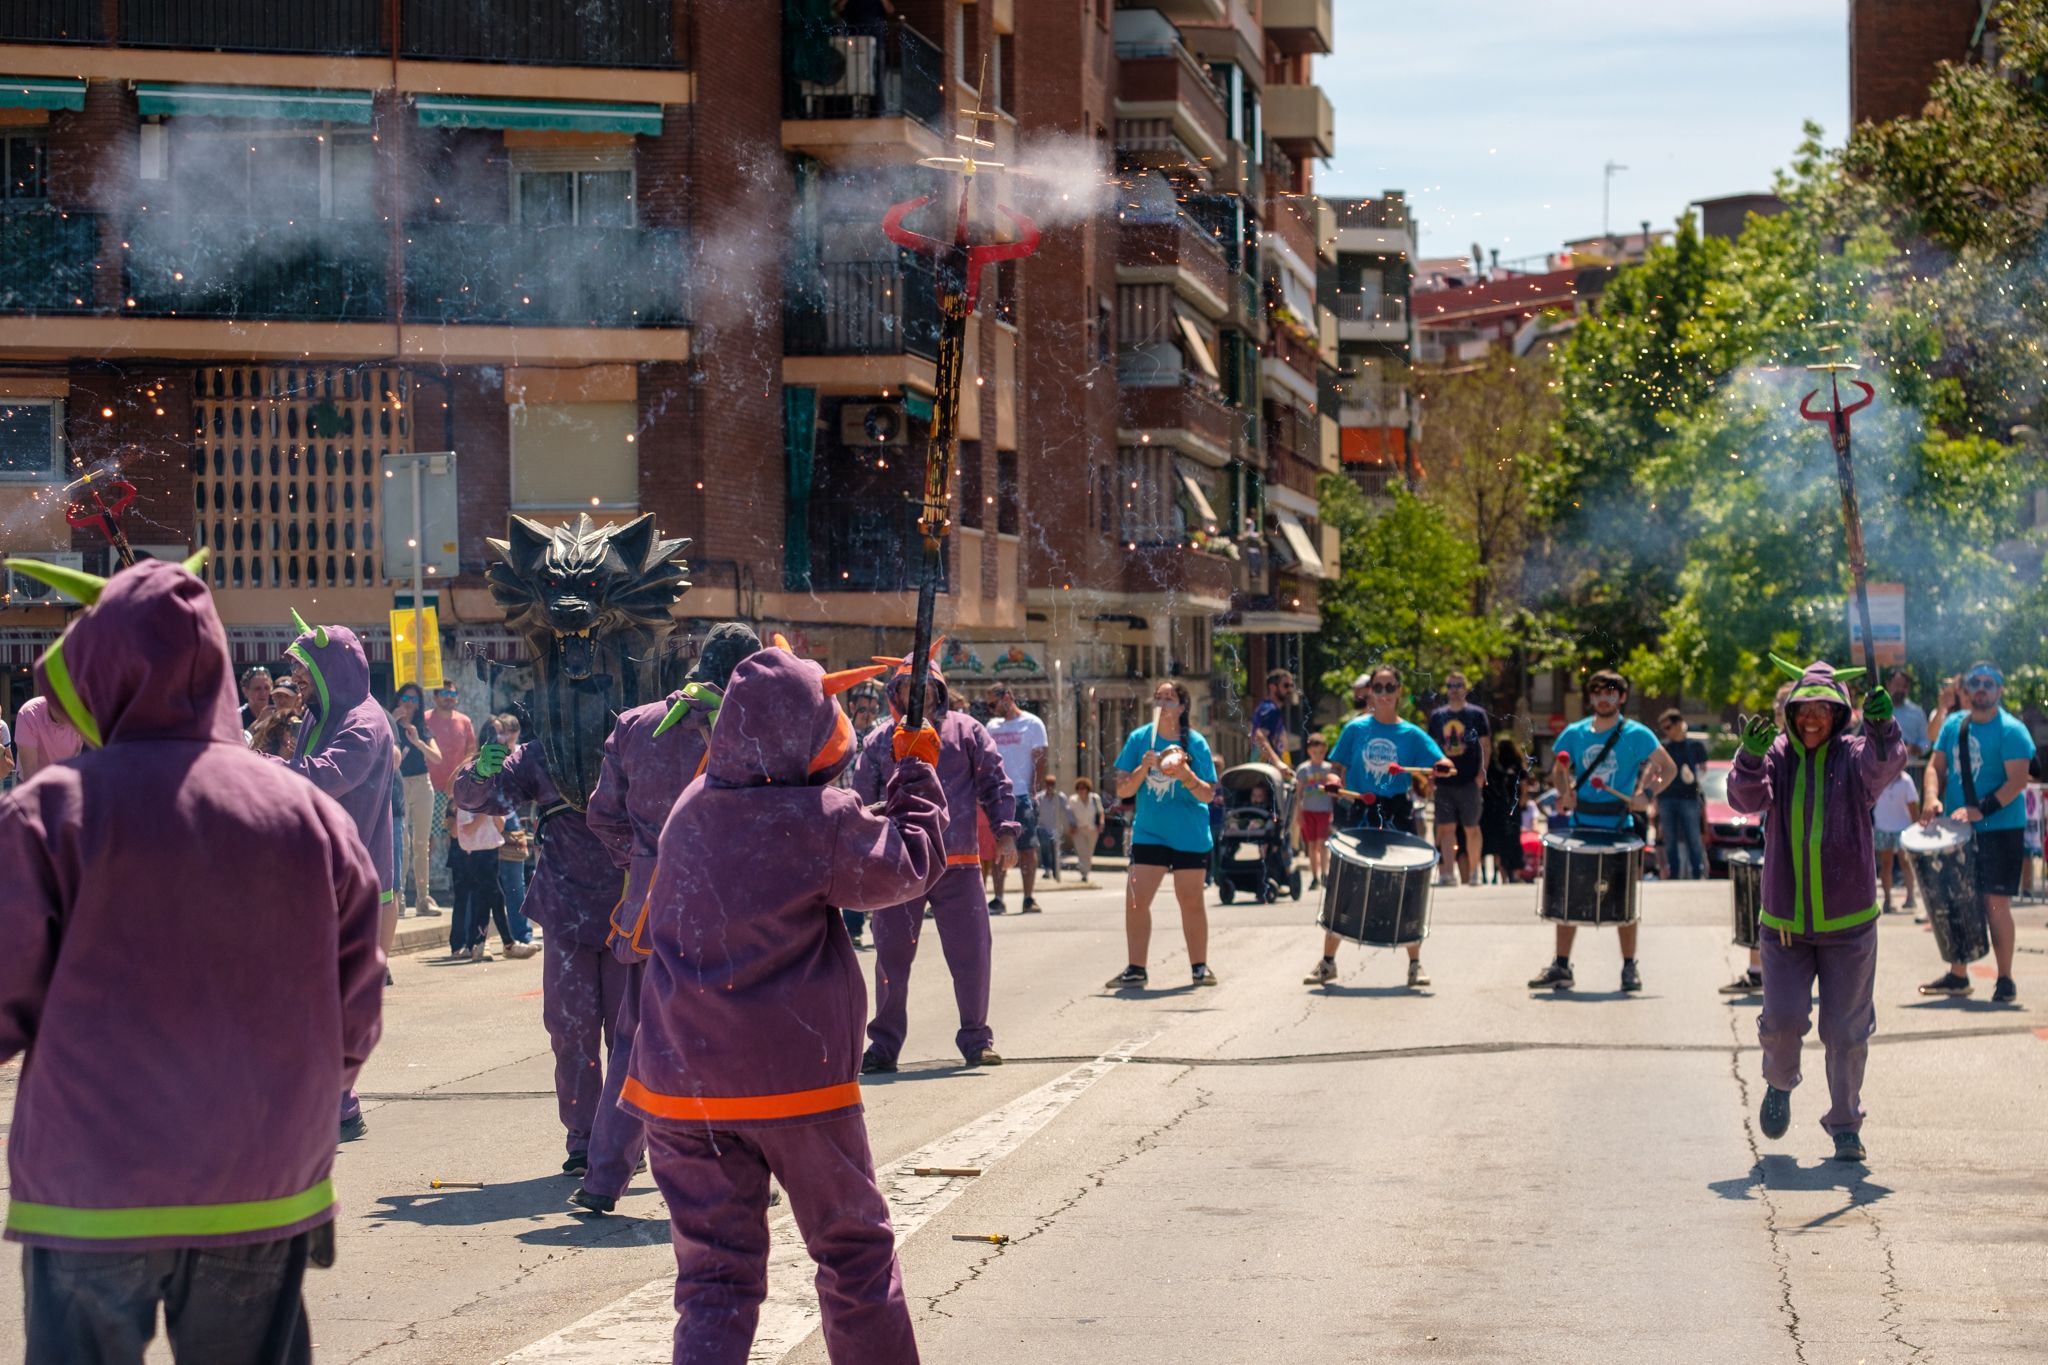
[893, 722, 941, 766]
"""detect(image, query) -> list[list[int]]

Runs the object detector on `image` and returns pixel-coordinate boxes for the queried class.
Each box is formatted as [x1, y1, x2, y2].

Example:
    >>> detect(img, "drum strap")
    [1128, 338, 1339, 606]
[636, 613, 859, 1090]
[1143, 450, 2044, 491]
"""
[1957, 724, 1983, 813]
[1570, 724, 1626, 794]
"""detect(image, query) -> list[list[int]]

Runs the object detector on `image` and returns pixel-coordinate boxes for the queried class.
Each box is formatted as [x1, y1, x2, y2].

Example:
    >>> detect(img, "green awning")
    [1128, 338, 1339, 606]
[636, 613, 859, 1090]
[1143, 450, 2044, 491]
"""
[1, 77, 86, 112]
[412, 95, 662, 136]
[136, 83, 372, 123]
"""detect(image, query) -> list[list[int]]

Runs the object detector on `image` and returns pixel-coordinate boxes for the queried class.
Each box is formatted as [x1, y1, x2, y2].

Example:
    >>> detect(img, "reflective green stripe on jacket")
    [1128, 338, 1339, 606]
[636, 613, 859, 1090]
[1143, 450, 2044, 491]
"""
[7, 1178, 333, 1241]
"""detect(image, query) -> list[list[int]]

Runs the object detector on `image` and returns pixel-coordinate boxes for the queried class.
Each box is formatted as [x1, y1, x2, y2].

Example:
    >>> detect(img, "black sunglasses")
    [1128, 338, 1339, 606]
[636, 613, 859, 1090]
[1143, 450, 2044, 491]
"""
[1369, 682, 1399, 694]
[1965, 675, 1999, 689]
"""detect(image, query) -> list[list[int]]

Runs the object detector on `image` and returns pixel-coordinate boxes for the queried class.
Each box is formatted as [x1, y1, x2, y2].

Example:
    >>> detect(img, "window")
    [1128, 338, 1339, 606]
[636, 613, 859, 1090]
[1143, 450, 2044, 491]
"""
[996, 31, 1015, 113]
[511, 401, 639, 511]
[995, 447, 1018, 535]
[513, 168, 635, 228]
[167, 125, 376, 220]
[1116, 444, 1177, 547]
[957, 437, 984, 529]
[0, 400, 62, 481]
[3, 133, 47, 202]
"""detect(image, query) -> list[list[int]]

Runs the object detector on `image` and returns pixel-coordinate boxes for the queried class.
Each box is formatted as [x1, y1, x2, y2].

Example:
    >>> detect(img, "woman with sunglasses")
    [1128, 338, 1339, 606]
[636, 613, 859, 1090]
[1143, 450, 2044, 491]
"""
[1919, 661, 2034, 1003]
[1106, 680, 1220, 990]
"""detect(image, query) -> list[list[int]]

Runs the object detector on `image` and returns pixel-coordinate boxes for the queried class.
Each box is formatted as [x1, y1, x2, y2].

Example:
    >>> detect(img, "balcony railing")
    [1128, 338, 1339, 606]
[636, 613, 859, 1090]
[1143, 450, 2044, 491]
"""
[1331, 293, 1407, 324]
[1118, 215, 1230, 304]
[808, 498, 949, 593]
[125, 216, 389, 321]
[0, 209, 99, 314]
[404, 222, 688, 327]
[1, 0, 103, 42]
[1115, 43, 1228, 155]
[785, 258, 939, 360]
[124, 0, 381, 55]
[783, 20, 946, 136]
[1117, 367, 1237, 454]
[400, 0, 679, 68]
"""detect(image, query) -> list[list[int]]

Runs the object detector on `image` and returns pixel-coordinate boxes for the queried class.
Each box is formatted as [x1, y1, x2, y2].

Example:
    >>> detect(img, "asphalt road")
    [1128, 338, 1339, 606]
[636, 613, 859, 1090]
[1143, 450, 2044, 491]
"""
[3, 871, 2044, 1363]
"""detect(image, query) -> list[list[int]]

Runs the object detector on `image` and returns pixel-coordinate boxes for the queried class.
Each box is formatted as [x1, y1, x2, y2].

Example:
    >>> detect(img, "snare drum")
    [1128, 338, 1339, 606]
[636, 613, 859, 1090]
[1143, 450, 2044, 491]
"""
[1899, 821, 1991, 964]
[1726, 848, 1764, 948]
[1538, 829, 1643, 925]
[1319, 829, 1437, 947]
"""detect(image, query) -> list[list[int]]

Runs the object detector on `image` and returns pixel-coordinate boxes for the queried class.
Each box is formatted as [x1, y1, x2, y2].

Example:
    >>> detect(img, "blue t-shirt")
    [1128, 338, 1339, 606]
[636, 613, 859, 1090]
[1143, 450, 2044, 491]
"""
[1554, 716, 1661, 830]
[1116, 724, 1218, 853]
[1251, 698, 1291, 763]
[1935, 709, 2036, 832]
[1328, 716, 1444, 797]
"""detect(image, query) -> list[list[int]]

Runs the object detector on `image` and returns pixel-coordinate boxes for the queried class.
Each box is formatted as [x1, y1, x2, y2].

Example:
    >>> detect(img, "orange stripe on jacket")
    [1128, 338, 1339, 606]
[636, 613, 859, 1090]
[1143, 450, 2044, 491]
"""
[946, 852, 983, 867]
[620, 1076, 861, 1122]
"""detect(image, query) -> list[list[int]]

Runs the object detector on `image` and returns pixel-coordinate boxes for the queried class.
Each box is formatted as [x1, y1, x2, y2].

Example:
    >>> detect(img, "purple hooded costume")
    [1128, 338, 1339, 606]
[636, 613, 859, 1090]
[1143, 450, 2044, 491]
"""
[455, 740, 631, 1159]
[0, 559, 384, 1253]
[852, 654, 1016, 1067]
[287, 621, 395, 900]
[1728, 658, 1905, 1136]
[623, 645, 943, 1365]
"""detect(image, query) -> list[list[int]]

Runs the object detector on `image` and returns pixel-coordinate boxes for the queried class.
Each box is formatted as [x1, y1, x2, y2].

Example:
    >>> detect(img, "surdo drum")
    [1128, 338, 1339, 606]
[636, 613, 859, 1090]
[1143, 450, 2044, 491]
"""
[1538, 829, 1643, 926]
[1319, 829, 1437, 948]
[1899, 820, 1992, 965]
[1726, 848, 1764, 949]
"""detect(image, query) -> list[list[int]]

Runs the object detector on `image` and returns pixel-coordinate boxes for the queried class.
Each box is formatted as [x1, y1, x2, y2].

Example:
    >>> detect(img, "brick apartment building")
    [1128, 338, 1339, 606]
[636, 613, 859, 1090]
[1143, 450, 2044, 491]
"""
[0, 0, 1337, 784]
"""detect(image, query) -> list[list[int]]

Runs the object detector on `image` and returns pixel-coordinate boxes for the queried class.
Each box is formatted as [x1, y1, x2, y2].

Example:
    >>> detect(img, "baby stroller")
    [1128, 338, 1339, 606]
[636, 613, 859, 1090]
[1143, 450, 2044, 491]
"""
[1212, 762, 1302, 904]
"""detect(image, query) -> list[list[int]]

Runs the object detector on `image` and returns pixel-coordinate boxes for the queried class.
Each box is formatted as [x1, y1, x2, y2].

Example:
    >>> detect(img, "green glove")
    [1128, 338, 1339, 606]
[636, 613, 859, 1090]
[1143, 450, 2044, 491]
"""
[1862, 686, 1893, 724]
[475, 741, 508, 777]
[1739, 715, 1777, 757]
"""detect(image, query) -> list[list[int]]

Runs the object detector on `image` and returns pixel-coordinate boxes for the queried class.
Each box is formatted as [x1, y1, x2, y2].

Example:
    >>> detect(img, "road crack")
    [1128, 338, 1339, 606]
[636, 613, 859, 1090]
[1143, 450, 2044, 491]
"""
[1726, 1013, 1810, 1365]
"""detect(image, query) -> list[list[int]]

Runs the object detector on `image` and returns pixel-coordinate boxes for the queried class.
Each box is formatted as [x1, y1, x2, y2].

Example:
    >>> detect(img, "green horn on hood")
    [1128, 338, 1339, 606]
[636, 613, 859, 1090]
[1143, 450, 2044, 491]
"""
[4, 557, 110, 606]
[1767, 653, 1806, 681]
[1833, 667, 1867, 682]
[182, 548, 211, 576]
[289, 606, 329, 649]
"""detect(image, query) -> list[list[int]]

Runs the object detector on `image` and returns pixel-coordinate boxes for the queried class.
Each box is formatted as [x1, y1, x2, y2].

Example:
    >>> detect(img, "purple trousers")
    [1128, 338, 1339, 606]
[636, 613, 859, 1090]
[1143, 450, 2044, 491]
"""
[867, 865, 993, 1065]
[545, 933, 635, 1156]
[583, 961, 649, 1198]
[646, 1117, 919, 1365]
[1758, 921, 1878, 1135]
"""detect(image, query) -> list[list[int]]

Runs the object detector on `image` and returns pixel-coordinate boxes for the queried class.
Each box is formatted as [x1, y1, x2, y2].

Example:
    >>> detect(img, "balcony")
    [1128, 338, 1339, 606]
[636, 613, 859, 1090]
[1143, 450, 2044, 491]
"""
[1114, 43, 1229, 172]
[0, 209, 98, 314]
[0, 0, 102, 42]
[1117, 368, 1237, 461]
[404, 222, 688, 327]
[806, 498, 949, 593]
[124, 0, 381, 55]
[1120, 544, 1234, 607]
[400, 0, 679, 68]
[1117, 216, 1230, 317]
[1263, 320, 1320, 387]
[783, 19, 946, 140]
[1264, 0, 1334, 56]
[785, 259, 938, 360]
[1266, 82, 1335, 161]
[1332, 292, 1409, 343]
[121, 216, 388, 321]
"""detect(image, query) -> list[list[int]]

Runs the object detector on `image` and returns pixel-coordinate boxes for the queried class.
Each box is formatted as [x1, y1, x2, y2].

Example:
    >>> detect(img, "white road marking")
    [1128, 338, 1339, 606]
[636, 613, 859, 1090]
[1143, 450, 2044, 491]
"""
[498, 1034, 1156, 1364]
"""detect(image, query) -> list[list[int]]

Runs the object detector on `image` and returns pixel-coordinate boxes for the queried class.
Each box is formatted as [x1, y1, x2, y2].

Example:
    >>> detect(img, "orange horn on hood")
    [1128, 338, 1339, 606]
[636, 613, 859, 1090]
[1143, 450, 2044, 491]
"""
[772, 632, 792, 651]
[821, 662, 889, 696]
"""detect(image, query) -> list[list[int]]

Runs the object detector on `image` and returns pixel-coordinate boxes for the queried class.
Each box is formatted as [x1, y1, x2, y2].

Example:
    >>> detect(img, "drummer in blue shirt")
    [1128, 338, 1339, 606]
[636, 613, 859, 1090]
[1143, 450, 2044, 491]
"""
[1529, 669, 1677, 994]
[1309, 664, 1454, 989]
[1917, 660, 2035, 1003]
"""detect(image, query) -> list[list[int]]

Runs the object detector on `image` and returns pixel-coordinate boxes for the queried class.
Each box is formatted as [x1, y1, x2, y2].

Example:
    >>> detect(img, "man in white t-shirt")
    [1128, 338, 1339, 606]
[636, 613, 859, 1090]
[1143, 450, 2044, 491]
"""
[985, 683, 1048, 914]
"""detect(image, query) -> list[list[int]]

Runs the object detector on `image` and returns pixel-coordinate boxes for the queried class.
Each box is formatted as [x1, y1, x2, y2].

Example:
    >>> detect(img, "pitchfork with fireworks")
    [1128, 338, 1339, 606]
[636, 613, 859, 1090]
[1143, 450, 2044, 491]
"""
[1799, 324, 1880, 675]
[880, 65, 1040, 731]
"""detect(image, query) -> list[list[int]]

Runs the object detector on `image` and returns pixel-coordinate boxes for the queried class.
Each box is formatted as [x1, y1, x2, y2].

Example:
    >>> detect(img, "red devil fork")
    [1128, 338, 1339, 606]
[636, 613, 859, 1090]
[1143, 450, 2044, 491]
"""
[62, 462, 139, 569]
[1799, 363, 1878, 676]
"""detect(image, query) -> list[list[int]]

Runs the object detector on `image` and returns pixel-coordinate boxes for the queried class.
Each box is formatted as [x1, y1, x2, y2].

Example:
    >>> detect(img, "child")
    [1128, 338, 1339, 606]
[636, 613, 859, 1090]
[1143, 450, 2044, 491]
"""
[1294, 733, 1336, 890]
[623, 644, 942, 1364]
[447, 805, 504, 962]
[1728, 657, 1905, 1163]
[1872, 768, 1921, 914]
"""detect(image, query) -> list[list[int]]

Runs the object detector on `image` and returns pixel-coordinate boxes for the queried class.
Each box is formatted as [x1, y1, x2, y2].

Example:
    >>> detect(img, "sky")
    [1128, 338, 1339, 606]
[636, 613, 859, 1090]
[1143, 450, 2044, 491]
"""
[1313, 0, 1852, 264]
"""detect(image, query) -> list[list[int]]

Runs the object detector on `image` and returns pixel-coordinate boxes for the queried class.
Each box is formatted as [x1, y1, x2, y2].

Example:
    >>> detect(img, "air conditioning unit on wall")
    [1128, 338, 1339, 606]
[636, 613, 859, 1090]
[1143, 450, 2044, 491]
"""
[5, 551, 85, 606]
[840, 403, 910, 447]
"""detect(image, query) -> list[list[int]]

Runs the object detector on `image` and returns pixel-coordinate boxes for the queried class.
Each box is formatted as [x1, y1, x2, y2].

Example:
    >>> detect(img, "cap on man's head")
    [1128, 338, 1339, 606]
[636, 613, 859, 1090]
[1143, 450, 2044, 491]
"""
[689, 621, 763, 690]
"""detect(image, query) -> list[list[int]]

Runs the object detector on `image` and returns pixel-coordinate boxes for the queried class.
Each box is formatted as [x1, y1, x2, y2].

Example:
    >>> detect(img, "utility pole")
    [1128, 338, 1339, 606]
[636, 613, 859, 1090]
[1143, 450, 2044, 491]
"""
[1603, 160, 1627, 239]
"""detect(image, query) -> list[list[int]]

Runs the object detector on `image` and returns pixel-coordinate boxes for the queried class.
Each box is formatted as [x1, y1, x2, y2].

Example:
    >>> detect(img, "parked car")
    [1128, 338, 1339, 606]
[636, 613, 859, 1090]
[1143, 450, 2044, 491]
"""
[1701, 760, 1762, 875]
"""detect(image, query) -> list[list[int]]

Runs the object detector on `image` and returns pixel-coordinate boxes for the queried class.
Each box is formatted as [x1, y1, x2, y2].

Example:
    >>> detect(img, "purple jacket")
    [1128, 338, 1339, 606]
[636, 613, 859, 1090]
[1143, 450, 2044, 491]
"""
[1728, 661, 1906, 935]
[287, 623, 395, 897]
[586, 688, 715, 963]
[0, 561, 383, 1251]
[454, 741, 620, 948]
[624, 647, 946, 1129]
[853, 671, 1015, 866]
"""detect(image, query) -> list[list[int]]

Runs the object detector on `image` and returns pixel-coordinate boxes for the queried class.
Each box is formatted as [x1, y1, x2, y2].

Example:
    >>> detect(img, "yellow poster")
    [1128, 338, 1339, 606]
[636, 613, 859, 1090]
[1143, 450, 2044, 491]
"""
[390, 606, 443, 690]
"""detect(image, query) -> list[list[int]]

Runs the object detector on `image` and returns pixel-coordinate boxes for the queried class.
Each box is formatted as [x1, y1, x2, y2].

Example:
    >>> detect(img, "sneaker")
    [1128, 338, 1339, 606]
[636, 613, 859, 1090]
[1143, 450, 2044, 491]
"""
[1434, 873, 1456, 887]
[1719, 971, 1763, 995]
[1528, 961, 1574, 990]
[412, 902, 444, 917]
[1105, 965, 1149, 989]
[968, 1047, 1004, 1067]
[1620, 961, 1643, 993]
[1309, 876, 1320, 891]
[1882, 899, 1896, 914]
[561, 1152, 589, 1178]
[1760, 1085, 1791, 1140]
[339, 1113, 368, 1143]
[470, 945, 493, 963]
[567, 1188, 616, 1216]
[1407, 961, 1430, 989]
[1021, 898, 1043, 914]
[1303, 958, 1337, 986]
[1992, 976, 2017, 1004]
[1832, 1130, 1866, 1163]
[384, 966, 395, 987]
[988, 898, 1007, 915]
[1917, 971, 1972, 997]
[1190, 963, 1219, 987]
[860, 1047, 897, 1075]
[849, 929, 866, 950]
[504, 941, 538, 959]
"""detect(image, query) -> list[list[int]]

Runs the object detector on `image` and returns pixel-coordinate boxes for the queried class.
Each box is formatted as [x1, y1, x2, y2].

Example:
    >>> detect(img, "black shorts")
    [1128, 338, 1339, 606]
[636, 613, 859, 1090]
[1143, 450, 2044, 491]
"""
[1975, 827, 2026, 898]
[1130, 842, 1210, 872]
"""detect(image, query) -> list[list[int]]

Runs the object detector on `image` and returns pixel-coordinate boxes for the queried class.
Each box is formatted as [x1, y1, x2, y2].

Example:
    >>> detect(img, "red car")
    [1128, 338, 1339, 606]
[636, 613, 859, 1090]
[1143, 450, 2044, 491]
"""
[1700, 760, 1762, 875]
